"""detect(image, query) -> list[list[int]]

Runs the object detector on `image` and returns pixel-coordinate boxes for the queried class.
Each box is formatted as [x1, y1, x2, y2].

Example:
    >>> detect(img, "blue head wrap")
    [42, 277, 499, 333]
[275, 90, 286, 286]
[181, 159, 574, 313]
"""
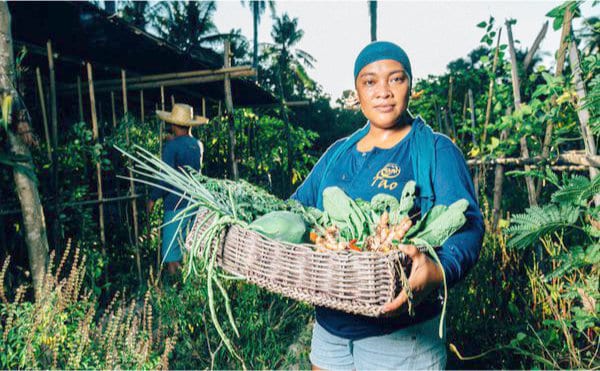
[353, 41, 412, 87]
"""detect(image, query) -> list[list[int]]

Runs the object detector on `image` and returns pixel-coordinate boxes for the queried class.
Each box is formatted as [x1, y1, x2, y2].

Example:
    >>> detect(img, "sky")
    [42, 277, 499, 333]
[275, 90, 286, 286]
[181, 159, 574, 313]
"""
[211, 1, 598, 103]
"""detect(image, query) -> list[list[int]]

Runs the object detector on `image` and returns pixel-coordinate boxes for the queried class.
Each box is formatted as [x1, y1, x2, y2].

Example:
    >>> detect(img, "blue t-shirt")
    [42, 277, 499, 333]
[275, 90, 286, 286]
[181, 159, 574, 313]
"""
[150, 135, 202, 211]
[291, 123, 484, 340]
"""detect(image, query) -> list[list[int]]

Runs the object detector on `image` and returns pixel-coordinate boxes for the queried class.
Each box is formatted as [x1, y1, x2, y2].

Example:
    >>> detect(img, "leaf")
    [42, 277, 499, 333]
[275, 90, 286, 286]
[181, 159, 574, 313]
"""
[477, 21, 487, 28]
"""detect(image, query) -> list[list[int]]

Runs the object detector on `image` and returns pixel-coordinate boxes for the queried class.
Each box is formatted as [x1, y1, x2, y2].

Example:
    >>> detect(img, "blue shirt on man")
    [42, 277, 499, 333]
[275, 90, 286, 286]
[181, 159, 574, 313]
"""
[291, 121, 484, 340]
[150, 135, 202, 211]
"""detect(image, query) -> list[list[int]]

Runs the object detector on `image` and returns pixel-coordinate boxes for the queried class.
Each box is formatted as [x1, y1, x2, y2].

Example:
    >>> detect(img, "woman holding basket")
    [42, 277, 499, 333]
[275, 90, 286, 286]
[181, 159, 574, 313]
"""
[291, 41, 484, 370]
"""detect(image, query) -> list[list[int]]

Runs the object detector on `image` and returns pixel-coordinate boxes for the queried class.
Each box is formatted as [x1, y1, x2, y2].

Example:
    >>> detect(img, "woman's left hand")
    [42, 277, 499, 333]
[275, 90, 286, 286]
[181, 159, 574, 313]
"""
[381, 244, 444, 315]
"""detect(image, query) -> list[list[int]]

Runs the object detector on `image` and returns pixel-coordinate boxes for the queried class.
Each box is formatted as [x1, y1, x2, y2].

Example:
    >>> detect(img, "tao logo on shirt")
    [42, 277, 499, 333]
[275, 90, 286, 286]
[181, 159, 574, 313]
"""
[371, 163, 400, 190]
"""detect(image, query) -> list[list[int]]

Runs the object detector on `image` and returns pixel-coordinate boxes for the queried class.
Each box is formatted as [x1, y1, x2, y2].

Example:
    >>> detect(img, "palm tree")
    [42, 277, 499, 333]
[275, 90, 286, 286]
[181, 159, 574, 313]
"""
[369, 0, 377, 41]
[149, 1, 220, 52]
[121, 1, 150, 29]
[262, 13, 316, 99]
[241, 0, 275, 78]
[261, 13, 316, 193]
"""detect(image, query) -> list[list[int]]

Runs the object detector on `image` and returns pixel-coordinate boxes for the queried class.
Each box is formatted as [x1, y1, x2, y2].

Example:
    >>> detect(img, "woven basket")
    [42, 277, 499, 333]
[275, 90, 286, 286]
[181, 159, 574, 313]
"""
[185, 210, 412, 317]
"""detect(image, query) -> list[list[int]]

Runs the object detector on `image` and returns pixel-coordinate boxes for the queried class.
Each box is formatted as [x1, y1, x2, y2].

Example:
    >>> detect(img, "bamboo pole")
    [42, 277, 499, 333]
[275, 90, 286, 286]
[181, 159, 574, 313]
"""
[492, 107, 511, 230]
[506, 20, 537, 207]
[61, 66, 253, 91]
[86, 63, 106, 251]
[482, 28, 502, 146]
[569, 40, 599, 206]
[35, 68, 51, 161]
[110, 91, 117, 128]
[447, 76, 456, 138]
[77, 76, 84, 123]
[46, 40, 60, 250]
[140, 90, 145, 122]
[536, 11, 572, 200]
[121, 70, 128, 115]
[467, 89, 477, 148]
[223, 41, 239, 180]
[0, 194, 144, 217]
[467, 153, 600, 167]
[523, 21, 549, 71]
[122, 70, 142, 283]
[78, 70, 256, 94]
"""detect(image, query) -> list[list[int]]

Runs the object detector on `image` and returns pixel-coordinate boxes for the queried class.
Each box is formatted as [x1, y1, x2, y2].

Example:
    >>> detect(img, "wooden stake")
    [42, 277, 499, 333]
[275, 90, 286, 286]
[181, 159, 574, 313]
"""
[223, 41, 239, 180]
[171, 94, 175, 107]
[537, 11, 572, 200]
[110, 91, 117, 128]
[122, 70, 142, 283]
[86, 63, 106, 250]
[202, 97, 206, 117]
[569, 40, 599, 206]
[77, 76, 84, 123]
[140, 90, 144, 123]
[506, 20, 537, 207]
[121, 69, 128, 115]
[35, 67, 51, 161]
[46, 40, 60, 250]
[482, 28, 502, 146]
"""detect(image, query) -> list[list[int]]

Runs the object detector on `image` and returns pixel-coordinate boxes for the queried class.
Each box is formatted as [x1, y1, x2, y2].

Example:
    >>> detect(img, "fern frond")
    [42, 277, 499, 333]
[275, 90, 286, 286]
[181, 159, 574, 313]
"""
[506, 204, 581, 249]
[552, 174, 600, 206]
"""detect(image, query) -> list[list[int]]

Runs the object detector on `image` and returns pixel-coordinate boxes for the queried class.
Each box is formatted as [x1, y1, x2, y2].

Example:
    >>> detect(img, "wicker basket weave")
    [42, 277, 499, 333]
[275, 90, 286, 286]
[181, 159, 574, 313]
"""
[185, 210, 411, 317]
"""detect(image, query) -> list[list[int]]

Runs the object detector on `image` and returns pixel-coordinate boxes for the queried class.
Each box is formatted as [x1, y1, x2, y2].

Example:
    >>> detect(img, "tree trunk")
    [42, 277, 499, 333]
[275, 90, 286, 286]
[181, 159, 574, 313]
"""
[369, 1, 377, 42]
[0, 1, 49, 300]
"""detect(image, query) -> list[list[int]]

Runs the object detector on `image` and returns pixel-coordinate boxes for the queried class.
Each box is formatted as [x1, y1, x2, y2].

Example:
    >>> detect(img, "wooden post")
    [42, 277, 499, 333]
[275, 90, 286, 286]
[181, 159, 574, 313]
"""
[77, 76, 84, 123]
[447, 76, 456, 138]
[461, 92, 467, 143]
[569, 40, 599, 206]
[468, 89, 477, 148]
[121, 70, 128, 115]
[171, 94, 175, 107]
[537, 13, 571, 200]
[110, 91, 117, 128]
[482, 28, 502, 146]
[492, 108, 511, 230]
[35, 67, 51, 161]
[86, 63, 106, 251]
[506, 20, 537, 207]
[46, 40, 60, 251]
[223, 40, 239, 180]
[122, 70, 142, 283]
[140, 90, 144, 123]
[468, 88, 480, 196]
[202, 97, 206, 117]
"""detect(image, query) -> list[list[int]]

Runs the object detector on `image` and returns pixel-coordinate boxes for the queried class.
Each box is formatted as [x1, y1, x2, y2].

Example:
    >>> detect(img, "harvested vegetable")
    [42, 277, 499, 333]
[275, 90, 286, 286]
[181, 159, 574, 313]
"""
[248, 211, 306, 244]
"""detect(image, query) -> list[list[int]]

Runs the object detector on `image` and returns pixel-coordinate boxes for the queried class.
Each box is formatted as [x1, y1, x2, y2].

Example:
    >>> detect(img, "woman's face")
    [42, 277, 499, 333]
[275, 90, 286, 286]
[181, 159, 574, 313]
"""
[355, 59, 410, 129]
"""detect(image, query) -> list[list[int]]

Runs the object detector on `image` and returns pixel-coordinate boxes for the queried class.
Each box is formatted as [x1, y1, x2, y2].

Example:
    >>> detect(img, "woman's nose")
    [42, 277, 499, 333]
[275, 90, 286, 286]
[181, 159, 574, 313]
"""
[375, 81, 392, 99]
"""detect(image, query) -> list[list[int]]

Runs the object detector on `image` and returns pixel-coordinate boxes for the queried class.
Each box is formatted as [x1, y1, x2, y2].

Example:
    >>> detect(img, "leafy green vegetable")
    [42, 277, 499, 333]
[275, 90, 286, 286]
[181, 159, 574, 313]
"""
[248, 211, 306, 244]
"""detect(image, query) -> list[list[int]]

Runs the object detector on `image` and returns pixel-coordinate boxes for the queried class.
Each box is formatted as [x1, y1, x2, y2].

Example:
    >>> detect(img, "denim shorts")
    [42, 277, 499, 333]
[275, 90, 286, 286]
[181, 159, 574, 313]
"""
[310, 315, 447, 370]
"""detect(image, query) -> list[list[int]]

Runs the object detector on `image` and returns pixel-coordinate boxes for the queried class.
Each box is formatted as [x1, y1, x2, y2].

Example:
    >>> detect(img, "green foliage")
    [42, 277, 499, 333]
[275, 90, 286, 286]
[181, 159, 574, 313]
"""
[505, 204, 581, 249]
[0, 250, 174, 369]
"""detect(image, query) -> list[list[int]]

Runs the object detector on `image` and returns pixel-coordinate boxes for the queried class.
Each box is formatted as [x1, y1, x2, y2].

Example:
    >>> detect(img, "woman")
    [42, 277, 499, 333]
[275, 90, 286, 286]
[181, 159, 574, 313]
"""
[291, 41, 484, 370]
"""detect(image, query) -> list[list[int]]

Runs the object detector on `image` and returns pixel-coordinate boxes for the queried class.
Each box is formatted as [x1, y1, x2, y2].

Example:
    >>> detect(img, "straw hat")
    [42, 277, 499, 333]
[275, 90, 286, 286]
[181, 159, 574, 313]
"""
[156, 103, 209, 127]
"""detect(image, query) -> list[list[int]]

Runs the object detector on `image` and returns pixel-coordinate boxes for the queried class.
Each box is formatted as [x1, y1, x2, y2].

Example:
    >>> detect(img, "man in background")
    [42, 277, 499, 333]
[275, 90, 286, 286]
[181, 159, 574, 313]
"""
[147, 103, 208, 274]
